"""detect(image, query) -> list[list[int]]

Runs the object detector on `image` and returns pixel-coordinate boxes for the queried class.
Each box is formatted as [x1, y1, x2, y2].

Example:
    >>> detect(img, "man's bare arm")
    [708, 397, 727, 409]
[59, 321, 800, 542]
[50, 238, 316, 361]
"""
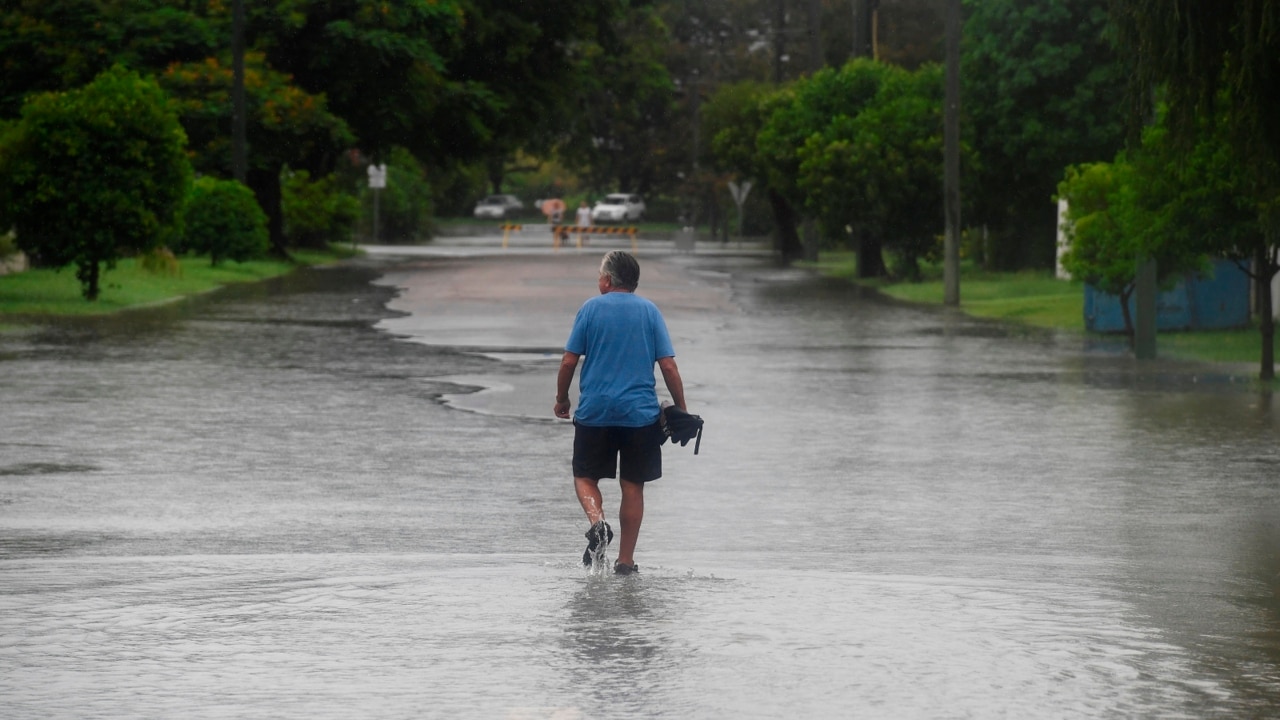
[554, 352, 580, 418]
[657, 356, 686, 411]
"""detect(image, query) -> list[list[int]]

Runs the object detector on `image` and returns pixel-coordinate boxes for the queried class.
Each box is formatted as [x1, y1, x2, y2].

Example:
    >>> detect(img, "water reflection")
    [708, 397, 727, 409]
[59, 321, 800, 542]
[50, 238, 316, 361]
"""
[559, 576, 669, 715]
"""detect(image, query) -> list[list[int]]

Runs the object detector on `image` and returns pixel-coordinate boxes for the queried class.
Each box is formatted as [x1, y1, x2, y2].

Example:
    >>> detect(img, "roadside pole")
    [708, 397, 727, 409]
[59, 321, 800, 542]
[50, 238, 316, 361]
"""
[729, 180, 752, 248]
[367, 163, 387, 248]
[943, 0, 961, 306]
[1134, 257, 1157, 359]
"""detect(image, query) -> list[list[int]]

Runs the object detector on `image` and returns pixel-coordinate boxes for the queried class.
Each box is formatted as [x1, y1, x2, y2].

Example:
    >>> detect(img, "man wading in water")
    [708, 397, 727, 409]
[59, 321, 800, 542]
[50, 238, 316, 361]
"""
[554, 251, 687, 575]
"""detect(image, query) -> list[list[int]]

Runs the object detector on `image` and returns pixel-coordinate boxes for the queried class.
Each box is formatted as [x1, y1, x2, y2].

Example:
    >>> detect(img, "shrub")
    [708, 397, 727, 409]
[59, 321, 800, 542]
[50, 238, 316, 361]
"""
[138, 246, 182, 276]
[181, 176, 269, 265]
[282, 168, 359, 248]
[370, 147, 434, 242]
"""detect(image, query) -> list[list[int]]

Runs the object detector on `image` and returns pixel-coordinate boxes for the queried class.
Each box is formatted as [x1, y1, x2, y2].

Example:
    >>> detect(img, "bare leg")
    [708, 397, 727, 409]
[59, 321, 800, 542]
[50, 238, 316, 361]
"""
[616, 478, 644, 566]
[574, 476, 605, 525]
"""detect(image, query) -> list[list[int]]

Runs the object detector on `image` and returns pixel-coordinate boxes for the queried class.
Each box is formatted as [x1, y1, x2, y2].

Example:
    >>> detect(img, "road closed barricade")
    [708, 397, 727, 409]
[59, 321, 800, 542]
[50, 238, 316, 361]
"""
[499, 223, 523, 248]
[551, 225, 638, 252]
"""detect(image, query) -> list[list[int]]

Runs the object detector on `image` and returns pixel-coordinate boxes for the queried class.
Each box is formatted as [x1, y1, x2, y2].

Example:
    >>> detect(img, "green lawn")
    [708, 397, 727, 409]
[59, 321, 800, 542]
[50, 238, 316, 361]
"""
[0, 246, 353, 318]
[802, 251, 1278, 373]
[880, 270, 1085, 330]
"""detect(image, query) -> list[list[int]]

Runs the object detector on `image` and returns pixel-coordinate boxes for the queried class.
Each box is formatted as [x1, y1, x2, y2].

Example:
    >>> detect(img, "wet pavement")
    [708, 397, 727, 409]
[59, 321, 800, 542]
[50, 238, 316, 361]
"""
[2, 235, 1280, 718]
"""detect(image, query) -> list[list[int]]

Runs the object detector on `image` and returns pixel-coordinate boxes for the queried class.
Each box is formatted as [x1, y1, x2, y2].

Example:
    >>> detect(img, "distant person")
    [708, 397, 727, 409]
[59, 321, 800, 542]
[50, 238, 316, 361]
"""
[554, 251, 687, 575]
[542, 198, 564, 225]
[575, 201, 592, 246]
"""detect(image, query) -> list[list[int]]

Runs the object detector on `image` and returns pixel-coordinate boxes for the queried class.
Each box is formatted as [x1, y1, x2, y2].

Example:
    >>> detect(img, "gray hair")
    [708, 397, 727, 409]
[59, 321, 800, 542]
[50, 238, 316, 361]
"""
[600, 250, 640, 291]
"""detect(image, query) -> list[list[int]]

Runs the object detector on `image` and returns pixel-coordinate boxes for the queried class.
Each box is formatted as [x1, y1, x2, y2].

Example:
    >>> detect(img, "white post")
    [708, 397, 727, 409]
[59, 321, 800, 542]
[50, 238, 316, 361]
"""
[367, 164, 387, 246]
[1056, 198, 1071, 280]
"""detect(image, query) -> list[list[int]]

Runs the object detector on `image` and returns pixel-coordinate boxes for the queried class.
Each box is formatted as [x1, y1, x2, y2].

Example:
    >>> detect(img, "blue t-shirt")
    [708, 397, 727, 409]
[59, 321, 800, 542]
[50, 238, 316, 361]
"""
[565, 292, 675, 427]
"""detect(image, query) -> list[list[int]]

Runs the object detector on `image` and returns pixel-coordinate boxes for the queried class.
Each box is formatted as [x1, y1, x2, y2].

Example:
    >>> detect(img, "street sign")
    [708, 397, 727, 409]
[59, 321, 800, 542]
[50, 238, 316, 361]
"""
[367, 164, 387, 189]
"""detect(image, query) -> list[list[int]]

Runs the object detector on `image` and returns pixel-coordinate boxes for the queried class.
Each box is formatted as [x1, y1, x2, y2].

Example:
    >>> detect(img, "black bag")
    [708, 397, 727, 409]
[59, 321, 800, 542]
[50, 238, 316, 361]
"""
[661, 405, 704, 454]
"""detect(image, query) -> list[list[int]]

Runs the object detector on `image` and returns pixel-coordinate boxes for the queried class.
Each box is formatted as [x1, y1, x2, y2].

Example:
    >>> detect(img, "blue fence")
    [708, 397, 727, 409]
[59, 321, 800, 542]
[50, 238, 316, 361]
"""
[1084, 258, 1251, 333]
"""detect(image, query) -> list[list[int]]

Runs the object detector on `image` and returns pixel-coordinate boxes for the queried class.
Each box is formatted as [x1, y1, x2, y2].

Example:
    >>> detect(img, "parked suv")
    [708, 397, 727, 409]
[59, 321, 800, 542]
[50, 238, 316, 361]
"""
[590, 193, 645, 223]
[473, 194, 524, 219]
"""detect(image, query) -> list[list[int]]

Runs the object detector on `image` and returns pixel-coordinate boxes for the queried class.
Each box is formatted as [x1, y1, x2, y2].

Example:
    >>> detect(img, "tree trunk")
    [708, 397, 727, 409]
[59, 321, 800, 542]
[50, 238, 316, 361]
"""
[487, 155, 505, 194]
[856, 230, 887, 279]
[767, 188, 803, 264]
[77, 260, 101, 301]
[1118, 285, 1136, 351]
[248, 162, 287, 258]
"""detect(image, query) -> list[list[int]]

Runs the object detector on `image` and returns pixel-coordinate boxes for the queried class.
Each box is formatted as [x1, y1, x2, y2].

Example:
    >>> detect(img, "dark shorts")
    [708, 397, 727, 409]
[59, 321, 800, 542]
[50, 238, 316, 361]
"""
[572, 420, 664, 483]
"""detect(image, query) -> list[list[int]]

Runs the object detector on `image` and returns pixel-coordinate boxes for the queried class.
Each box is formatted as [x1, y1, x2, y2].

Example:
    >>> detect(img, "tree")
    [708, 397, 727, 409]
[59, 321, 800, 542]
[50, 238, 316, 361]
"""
[704, 80, 803, 262]
[758, 59, 896, 269]
[558, 4, 680, 198]
[3, 1, 623, 249]
[798, 62, 961, 279]
[0, 1, 359, 255]
[369, 147, 435, 243]
[0, 0, 219, 117]
[0, 66, 192, 299]
[878, 0, 948, 69]
[448, 0, 631, 191]
[158, 52, 354, 255]
[1108, 0, 1280, 380]
[703, 80, 777, 237]
[281, 169, 360, 249]
[255, 0, 464, 162]
[1057, 118, 1214, 348]
[182, 177, 269, 265]
[962, 0, 1128, 270]
[1058, 162, 1145, 339]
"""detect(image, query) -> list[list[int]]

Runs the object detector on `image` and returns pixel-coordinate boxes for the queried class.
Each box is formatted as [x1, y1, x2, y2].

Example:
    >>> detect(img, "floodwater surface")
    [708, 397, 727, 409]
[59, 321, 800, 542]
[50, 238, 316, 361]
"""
[2, 240, 1280, 719]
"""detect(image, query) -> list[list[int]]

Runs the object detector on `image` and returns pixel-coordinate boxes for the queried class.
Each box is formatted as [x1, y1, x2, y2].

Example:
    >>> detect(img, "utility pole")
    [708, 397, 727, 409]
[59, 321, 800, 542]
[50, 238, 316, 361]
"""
[802, 0, 824, 262]
[231, 0, 247, 184]
[943, 0, 961, 306]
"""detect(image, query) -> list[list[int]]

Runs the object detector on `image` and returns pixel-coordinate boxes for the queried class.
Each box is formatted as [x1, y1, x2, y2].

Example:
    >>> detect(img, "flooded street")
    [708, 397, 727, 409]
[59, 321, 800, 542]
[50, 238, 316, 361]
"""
[3, 238, 1280, 718]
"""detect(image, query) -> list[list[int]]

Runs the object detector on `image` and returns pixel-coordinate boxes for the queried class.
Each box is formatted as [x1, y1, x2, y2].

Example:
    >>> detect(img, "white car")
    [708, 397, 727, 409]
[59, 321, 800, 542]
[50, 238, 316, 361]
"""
[473, 194, 524, 219]
[591, 193, 645, 223]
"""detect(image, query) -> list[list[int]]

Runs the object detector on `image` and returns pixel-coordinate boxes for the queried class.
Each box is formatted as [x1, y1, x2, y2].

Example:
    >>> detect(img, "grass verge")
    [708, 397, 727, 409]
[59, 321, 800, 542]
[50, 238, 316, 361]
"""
[802, 251, 1279, 376]
[0, 245, 355, 319]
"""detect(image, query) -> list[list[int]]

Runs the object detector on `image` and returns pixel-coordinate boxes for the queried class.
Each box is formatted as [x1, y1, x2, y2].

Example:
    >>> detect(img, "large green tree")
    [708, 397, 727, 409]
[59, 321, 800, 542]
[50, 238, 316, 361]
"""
[1058, 159, 1200, 346]
[798, 62, 964, 279]
[256, 0, 462, 164]
[450, 0, 629, 192]
[242, 0, 464, 251]
[962, 0, 1128, 270]
[1108, 0, 1280, 380]
[703, 80, 778, 238]
[2, 0, 620, 247]
[0, 66, 192, 299]
[558, 4, 679, 198]
[758, 59, 897, 268]
[0, 0, 219, 116]
[158, 51, 354, 254]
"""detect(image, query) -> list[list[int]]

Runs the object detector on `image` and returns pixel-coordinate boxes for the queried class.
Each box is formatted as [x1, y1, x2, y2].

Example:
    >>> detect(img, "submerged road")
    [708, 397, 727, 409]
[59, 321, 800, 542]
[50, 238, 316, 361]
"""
[2, 236, 1280, 718]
